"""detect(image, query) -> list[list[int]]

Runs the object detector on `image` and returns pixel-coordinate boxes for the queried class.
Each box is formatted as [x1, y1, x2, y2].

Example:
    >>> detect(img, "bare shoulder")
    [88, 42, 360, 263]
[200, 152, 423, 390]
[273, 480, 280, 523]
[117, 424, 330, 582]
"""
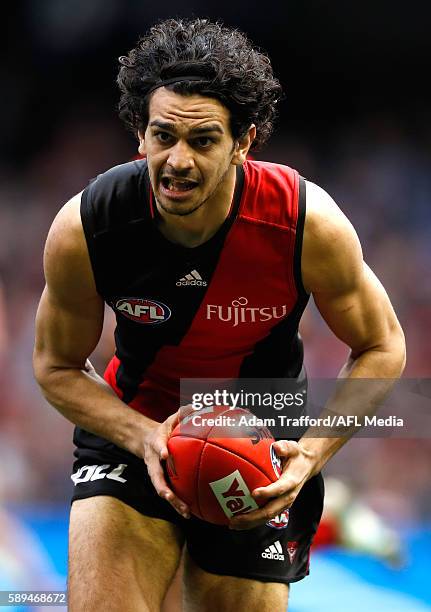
[302, 180, 364, 294]
[45, 192, 83, 258]
[44, 192, 97, 303]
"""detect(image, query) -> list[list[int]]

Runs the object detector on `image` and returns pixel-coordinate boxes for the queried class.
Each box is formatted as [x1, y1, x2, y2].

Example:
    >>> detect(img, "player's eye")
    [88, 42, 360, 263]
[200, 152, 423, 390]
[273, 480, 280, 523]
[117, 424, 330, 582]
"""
[193, 136, 214, 148]
[155, 131, 174, 144]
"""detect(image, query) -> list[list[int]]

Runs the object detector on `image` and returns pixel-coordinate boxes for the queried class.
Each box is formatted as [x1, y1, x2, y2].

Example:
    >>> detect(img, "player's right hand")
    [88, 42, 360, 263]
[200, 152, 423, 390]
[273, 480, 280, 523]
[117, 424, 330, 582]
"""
[142, 411, 190, 518]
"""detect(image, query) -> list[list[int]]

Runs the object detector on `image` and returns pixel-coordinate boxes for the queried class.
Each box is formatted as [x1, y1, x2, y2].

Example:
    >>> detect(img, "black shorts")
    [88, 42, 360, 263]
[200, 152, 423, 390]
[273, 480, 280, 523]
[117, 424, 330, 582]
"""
[71, 427, 324, 584]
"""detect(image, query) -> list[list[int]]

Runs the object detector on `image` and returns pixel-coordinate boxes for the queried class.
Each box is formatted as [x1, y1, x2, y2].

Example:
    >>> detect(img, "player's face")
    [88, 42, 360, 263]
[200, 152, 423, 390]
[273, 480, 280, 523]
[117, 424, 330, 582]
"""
[140, 88, 245, 217]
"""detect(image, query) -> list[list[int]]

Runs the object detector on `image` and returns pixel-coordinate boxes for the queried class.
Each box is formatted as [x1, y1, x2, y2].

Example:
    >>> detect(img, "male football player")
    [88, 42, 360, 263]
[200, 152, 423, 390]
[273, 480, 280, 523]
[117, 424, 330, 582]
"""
[33, 18, 405, 612]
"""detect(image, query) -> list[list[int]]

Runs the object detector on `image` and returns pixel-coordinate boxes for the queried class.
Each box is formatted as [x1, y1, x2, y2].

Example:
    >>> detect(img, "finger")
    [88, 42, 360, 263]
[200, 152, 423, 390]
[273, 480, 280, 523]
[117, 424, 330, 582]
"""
[158, 445, 169, 460]
[167, 410, 181, 429]
[272, 439, 300, 458]
[229, 496, 293, 531]
[151, 432, 170, 461]
[178, 404, 195, 420]
[161, 412, 181, 448]
[163, 490, 190, 518]
[253, 474, 298, 500]
[147, 457, 190, 518]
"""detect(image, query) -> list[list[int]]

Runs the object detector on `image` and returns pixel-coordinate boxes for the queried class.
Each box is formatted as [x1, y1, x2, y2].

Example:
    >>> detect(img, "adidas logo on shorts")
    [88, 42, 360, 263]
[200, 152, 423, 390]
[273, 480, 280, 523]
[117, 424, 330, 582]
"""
[176, 269, 207, 287]
[261, 540, 285, 561]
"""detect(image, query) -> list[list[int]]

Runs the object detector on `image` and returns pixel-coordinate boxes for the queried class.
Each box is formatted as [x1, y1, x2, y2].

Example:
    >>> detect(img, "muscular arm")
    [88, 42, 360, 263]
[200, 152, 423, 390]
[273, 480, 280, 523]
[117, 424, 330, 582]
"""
[33, 193, 151, 454]
[230, 180, 406, 529]
[303, 181, 404, 377]
[33, 194, 188, 515]
[297, 180, 406, 471]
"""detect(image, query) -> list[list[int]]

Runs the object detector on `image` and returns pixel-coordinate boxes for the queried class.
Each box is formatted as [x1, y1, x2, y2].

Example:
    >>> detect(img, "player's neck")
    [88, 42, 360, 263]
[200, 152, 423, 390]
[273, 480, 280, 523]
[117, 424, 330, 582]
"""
[155, 165, 237, 248]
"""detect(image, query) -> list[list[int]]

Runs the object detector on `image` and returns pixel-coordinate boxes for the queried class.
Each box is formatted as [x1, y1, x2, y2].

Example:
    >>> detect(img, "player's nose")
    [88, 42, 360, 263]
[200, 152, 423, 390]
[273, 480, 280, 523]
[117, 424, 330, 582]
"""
[167, 140, 195, 172]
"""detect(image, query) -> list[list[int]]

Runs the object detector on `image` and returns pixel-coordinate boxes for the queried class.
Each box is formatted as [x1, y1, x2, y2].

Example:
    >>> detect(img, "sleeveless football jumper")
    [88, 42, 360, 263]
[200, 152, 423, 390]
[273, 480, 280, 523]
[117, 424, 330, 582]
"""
[80, 158, 308, 421]
[71, 158, 324, 585]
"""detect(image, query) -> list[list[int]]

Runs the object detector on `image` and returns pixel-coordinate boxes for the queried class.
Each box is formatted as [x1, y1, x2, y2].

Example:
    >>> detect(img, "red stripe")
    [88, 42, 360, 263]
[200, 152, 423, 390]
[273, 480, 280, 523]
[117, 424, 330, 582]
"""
[105, 161, 301, 421]
[149, 187, 155, 219]
[103, 355, 124, 399]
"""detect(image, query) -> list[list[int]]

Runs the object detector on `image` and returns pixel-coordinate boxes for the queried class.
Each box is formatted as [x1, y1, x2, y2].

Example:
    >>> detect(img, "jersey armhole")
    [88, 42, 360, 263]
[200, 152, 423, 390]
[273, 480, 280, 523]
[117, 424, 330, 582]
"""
[293, 176, 309, 299]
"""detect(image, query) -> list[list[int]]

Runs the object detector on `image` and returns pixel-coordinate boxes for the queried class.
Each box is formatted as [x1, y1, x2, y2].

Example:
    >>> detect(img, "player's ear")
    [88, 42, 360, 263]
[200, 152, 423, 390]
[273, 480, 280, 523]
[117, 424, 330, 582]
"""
[232, 124, 256, 165]
[138, 130, 146, 156]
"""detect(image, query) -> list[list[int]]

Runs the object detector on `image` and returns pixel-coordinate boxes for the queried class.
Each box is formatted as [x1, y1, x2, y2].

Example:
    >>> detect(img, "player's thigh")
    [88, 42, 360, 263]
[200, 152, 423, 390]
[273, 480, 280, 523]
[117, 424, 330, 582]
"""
[183, 551, 289, 612]
[68, 495, 184, 612]
[162, 553, 184, 612]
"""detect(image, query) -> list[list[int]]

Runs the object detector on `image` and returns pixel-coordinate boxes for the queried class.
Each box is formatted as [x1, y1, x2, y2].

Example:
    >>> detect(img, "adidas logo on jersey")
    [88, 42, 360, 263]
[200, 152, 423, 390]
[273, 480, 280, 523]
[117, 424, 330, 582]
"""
[261, 541, 285, 561]
[176, 269, 207, 287]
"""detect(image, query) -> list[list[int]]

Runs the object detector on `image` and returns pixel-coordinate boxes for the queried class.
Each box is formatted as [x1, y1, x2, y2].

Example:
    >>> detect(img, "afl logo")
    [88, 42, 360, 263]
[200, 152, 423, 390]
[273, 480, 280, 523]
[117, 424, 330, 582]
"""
[114, 298, 171, 324]
[270, 443, 282, 478]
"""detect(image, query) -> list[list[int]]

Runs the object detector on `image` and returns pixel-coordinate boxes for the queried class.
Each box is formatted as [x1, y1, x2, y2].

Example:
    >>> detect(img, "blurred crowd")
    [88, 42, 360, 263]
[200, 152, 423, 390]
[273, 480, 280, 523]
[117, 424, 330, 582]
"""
[0, 110, 430, 525]
[1, 2, 430, 529]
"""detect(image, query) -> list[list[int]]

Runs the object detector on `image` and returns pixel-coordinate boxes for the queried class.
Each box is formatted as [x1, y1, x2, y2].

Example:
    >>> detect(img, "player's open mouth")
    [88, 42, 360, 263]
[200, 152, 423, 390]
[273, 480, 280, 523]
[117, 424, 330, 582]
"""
[160, 177, 199, 193]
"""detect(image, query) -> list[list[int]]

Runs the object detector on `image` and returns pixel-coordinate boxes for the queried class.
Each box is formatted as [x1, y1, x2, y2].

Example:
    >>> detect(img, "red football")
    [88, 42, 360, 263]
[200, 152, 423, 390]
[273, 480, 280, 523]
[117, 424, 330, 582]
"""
[166, 405, 282, 525]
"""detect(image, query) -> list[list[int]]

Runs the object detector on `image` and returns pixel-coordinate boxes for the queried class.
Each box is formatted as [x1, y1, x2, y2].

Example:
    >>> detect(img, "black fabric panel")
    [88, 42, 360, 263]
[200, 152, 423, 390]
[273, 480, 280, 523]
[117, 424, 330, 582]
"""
[89, 160, 149, 231]
[81, 161, 245, 402]
[235, 296, 309, 428]
[80, 160, 150, 296]
[238, 294, 309, 379]
[113, 166, 245, 401]
[80, 185, 103, 294]
[293, 176, 308, 299]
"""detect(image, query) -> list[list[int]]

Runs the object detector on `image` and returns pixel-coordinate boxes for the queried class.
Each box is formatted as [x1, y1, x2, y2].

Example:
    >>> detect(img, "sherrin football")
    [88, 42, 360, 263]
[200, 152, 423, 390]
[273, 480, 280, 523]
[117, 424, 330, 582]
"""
[166, 405, 282, 525]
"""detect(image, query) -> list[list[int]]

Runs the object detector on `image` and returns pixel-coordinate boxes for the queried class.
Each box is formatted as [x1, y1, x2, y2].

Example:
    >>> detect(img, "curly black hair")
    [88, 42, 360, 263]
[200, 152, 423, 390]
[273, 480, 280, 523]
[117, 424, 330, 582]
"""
[117, 18, 282, 150]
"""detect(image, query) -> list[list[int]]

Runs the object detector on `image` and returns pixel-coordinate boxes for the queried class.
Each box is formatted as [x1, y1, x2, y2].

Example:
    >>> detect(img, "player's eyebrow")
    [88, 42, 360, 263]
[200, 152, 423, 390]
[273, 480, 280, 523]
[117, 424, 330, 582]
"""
[190, 124, 224, 135]
[149, 120, 224, 135]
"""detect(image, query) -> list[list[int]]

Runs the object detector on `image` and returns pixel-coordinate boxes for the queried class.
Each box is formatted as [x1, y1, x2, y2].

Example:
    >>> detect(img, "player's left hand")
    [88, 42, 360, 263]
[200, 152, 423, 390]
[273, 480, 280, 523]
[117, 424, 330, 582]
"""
[229, 440, 318, 530]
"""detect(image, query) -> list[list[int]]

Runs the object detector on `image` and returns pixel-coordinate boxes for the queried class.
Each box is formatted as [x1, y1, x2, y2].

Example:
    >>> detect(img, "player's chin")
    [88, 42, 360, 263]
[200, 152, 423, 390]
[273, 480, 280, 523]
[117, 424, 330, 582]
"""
[158, 190, 204, 216]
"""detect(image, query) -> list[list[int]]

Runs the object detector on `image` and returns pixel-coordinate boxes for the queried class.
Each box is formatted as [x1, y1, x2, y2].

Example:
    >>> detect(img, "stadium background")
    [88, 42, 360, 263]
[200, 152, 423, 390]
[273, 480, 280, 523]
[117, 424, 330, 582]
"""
[1, 1, 430, 610]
